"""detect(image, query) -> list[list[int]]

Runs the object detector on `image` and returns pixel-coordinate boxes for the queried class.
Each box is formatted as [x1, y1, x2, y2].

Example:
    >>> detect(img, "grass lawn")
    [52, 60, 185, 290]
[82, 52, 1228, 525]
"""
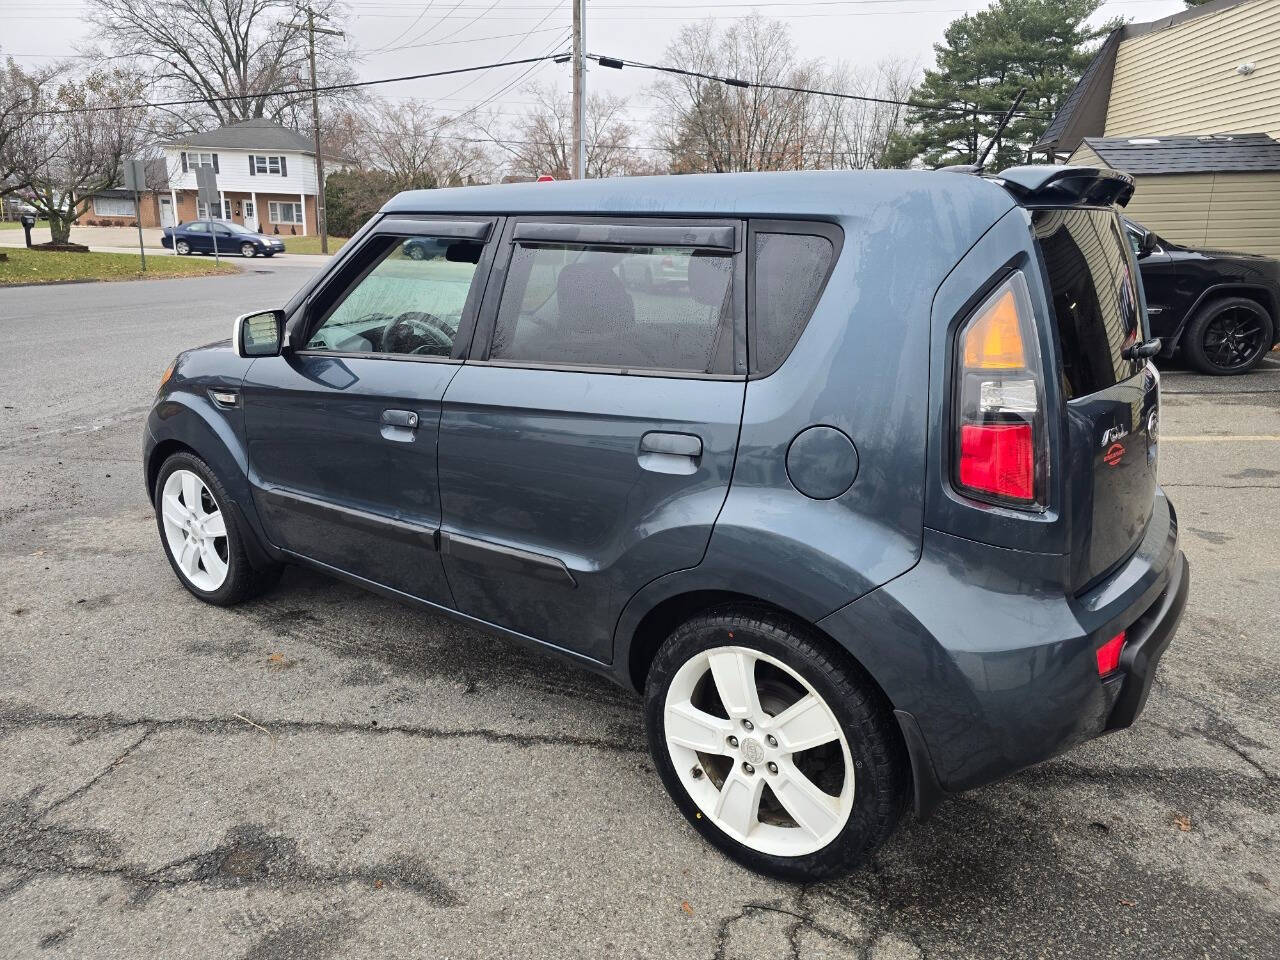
[282, 234, 349, 255]
[0, 219, 49, 230]
[0, 247, 238, 286]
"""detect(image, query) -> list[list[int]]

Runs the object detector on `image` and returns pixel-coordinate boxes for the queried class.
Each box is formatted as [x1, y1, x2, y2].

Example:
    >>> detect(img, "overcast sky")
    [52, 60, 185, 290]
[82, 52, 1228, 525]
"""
[1, 0, 1187, 128]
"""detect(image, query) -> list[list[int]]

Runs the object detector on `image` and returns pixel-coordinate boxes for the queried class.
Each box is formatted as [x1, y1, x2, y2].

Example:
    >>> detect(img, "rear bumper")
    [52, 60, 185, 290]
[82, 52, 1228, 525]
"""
[1105, 549, 1189, 731]
[819, 489, 1188, 818]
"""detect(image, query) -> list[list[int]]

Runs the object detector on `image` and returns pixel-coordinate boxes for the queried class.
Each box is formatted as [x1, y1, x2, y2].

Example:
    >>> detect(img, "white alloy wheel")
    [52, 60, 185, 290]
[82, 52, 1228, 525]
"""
[663, 645, 855, 857]
[241, 242, 256, 258]
[175, 239, 190, 255]
[159, 469, 230, 592]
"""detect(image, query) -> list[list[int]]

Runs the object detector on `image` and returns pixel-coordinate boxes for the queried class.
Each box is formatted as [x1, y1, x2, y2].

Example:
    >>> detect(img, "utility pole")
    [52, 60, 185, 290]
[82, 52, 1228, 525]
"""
[571, 0, 586, 179]
[303, 6, 343, 253]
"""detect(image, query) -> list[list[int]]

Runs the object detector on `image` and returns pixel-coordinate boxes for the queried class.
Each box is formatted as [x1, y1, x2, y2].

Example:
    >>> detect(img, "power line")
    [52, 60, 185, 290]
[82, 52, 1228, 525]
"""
[588, 53, 1050, 119]
[15, 54, 565, 118]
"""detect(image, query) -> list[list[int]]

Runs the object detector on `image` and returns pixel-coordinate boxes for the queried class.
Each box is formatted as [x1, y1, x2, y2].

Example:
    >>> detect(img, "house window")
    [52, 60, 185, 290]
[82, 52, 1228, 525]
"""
[189, 152, 217, 168]
[253, 155, 284, 175]
[93, 196, 136, 218]
[196, 199, 233, 220]
[268, 201, 304, 224]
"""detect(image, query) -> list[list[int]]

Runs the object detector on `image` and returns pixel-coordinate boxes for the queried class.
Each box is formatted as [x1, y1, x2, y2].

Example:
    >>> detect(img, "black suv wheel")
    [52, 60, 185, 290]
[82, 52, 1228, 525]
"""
[643, 607, 908, 880]
[1183, 297, 1274, 375]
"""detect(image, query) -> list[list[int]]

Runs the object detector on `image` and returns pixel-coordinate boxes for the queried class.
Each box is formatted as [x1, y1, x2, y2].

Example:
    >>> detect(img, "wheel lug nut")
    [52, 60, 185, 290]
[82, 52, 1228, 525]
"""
[766, 735, 778, 748]
[767, 761, 778, 775]
[691, 766, 704, 780]
[742, 719, 754, 731]
[727, 735, 739, 749]
[742, 762, 755, 775]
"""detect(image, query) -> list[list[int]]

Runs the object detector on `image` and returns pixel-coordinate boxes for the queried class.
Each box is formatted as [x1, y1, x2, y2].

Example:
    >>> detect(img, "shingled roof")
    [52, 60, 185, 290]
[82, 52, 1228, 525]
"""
[1081, 134, 1280, 174]
[169, 119, 315, 153]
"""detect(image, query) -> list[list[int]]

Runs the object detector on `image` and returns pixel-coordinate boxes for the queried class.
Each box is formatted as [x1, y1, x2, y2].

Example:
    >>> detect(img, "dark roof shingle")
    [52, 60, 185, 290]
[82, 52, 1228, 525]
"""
[1081, 133, 1280, 174]
[169, 118, 314, 153]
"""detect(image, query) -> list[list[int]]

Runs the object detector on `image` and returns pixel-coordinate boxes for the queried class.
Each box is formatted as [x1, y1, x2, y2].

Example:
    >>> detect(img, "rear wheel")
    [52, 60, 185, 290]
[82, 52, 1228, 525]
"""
[643, 608, 907, 880]
[174, 239, 190, 255]
[154, 452, 281, 606]
[1183, 297, 1274, 374]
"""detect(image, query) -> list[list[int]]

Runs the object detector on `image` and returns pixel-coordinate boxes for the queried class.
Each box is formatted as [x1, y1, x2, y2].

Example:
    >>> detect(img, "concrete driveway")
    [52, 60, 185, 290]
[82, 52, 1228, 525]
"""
[0, 224, 168, 252]
[0, 268, 1277, 959]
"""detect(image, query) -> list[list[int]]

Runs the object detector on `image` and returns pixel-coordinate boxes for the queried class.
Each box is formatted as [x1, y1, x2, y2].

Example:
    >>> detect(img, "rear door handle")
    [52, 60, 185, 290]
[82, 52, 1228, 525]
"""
[382, 409, 420, 429]
[638, 432, 702, 475]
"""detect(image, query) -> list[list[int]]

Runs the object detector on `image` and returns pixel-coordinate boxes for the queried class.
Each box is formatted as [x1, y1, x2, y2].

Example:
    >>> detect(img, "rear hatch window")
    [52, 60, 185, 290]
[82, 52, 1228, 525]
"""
[1032, 208, 1157, 590]
[1033, 208, 1143, 398]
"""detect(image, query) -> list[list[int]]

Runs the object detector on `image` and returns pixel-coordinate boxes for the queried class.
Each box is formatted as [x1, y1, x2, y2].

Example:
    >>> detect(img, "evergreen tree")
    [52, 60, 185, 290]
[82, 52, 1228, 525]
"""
[885, 0, 1115, 169]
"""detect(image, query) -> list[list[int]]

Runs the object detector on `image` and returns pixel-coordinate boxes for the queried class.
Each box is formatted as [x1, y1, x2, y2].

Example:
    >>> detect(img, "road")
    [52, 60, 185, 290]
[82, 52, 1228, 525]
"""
[1, 266, 1277, 959]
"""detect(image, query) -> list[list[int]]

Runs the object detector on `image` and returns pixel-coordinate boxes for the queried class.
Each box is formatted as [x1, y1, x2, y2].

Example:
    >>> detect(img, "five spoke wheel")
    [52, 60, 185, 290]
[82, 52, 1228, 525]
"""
[663, 645, 854, 858]
[159, 468, 229, 592]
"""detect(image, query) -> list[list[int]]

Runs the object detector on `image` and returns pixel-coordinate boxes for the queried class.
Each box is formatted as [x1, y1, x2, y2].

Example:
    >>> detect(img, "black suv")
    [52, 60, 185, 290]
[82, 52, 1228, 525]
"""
[1125, 218, 1279, 374]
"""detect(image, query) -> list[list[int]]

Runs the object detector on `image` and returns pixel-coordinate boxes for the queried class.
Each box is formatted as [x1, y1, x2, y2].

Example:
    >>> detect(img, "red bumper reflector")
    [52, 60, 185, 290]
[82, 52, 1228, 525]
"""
[958, 422, 1034, 501]
[1096, 631, 1126, 676]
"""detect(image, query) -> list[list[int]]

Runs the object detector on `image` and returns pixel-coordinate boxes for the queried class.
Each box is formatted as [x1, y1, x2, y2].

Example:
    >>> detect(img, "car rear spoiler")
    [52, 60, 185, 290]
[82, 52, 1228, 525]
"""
[989, 165, 1135, 209]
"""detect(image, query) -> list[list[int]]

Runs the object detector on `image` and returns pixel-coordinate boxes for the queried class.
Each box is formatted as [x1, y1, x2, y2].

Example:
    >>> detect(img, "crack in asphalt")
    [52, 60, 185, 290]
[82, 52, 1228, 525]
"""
[0, 705, 642, 756]
[35, 726, 156, 820]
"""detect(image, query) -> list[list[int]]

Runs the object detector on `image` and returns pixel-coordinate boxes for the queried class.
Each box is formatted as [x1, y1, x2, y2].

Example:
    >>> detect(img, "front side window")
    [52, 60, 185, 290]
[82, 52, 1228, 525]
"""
[305, 236, 484, 357]
[490, 243, 734, 373]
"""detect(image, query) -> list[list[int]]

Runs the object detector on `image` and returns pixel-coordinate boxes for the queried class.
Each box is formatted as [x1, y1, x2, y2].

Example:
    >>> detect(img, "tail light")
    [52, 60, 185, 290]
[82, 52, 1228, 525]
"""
[953, 271, 1047, 509]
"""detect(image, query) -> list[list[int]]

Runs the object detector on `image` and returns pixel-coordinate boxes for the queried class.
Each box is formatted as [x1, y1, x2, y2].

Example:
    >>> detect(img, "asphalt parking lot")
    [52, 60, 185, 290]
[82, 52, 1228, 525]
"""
[1, 265, 1277, 959]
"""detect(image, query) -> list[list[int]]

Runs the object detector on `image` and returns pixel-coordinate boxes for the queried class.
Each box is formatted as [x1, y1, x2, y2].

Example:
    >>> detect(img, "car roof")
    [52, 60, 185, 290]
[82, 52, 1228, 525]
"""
[380, 169, 1016, 220]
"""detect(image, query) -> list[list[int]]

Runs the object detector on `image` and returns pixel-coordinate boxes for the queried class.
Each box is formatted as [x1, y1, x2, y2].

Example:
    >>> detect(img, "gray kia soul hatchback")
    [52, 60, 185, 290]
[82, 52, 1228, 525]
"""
[145, 166, 1190, 879]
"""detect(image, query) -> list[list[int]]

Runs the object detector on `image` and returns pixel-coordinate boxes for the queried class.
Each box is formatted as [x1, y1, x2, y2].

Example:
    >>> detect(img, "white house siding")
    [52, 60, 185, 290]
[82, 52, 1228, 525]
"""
[163, 148, 318, 197]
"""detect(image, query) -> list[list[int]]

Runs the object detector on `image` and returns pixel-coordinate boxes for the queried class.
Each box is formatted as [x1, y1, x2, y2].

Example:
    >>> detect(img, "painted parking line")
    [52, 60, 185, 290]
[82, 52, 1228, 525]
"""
[1161, 435, 1280, 442]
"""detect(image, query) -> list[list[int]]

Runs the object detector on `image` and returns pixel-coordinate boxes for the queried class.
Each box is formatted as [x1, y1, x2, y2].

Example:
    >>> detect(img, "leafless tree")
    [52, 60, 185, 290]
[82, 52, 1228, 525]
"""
[0, 57, 43, 199]
[361, 99, 495, 189]
[804, 59, 919, 170]
[84, 0, 356, 128]
[8, 68, 151, 243]
[650, 17, 816, 173]
[650, 17, 916, 173]
[490, 82, 636, 180]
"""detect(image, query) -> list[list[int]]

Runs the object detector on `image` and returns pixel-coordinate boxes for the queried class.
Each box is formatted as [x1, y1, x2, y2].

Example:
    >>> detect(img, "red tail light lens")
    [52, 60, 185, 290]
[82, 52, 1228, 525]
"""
[1096, 631, 1126, 675]
[958, 423, 1034, 501]
[953, 272, 1047, 508]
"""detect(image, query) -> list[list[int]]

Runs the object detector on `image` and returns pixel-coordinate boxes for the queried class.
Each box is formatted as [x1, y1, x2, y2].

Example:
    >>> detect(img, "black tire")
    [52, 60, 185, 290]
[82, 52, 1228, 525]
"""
[174, 239, 190, 255]
[1182, 297, 1274, 375]
[153, 451, 282, 606]
[241, 242, 256, 258]
[643, 607, 908, 880]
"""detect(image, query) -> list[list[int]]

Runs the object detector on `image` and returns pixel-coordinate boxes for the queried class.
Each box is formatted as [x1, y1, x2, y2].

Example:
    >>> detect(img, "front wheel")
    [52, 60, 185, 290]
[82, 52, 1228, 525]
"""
[1182, 297, 1274, 374]
[644, 608, 907, 880]
[241, 242, 257, 258]
[154, 452, 281, 606]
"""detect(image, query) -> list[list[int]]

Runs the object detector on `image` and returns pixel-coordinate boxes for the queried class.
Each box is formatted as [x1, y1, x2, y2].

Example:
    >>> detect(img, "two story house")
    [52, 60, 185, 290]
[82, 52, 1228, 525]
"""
[159, 118, 331, 235]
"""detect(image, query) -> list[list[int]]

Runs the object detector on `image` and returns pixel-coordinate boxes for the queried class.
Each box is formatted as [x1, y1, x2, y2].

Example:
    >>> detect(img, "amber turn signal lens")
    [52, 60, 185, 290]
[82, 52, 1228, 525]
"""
[159, 362, 175, 390]
[963, 288, 1026, 369]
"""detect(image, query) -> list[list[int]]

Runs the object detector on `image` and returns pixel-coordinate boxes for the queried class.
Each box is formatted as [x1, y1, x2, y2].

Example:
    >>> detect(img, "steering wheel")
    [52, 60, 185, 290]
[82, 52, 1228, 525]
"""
[382, 311, 453, 355]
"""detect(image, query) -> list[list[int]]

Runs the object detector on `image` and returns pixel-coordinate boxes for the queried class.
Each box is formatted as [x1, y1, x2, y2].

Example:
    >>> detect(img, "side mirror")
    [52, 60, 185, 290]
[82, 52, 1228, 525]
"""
[235, 309, 286, 358]
[1138, 230, 1158, 258]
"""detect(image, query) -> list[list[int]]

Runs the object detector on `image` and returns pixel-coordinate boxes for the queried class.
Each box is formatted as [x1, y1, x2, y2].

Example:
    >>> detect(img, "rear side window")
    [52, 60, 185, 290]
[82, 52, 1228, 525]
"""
[490, 243, 735, 373]
[1032, 208, 1142, 398]
[750, 228, 837, 375]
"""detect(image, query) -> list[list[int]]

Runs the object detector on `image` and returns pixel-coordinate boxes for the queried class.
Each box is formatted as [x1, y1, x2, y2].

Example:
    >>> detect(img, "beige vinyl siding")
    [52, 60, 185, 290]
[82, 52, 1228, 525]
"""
[1070, 143, 1106, 167]
[1120, 173, 1280, 257]
[1105, 0, 1280, 139]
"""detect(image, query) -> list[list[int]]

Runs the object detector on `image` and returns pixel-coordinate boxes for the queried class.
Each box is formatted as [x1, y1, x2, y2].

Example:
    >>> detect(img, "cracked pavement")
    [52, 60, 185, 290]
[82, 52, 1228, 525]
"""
[2, 269, 1278, 959]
